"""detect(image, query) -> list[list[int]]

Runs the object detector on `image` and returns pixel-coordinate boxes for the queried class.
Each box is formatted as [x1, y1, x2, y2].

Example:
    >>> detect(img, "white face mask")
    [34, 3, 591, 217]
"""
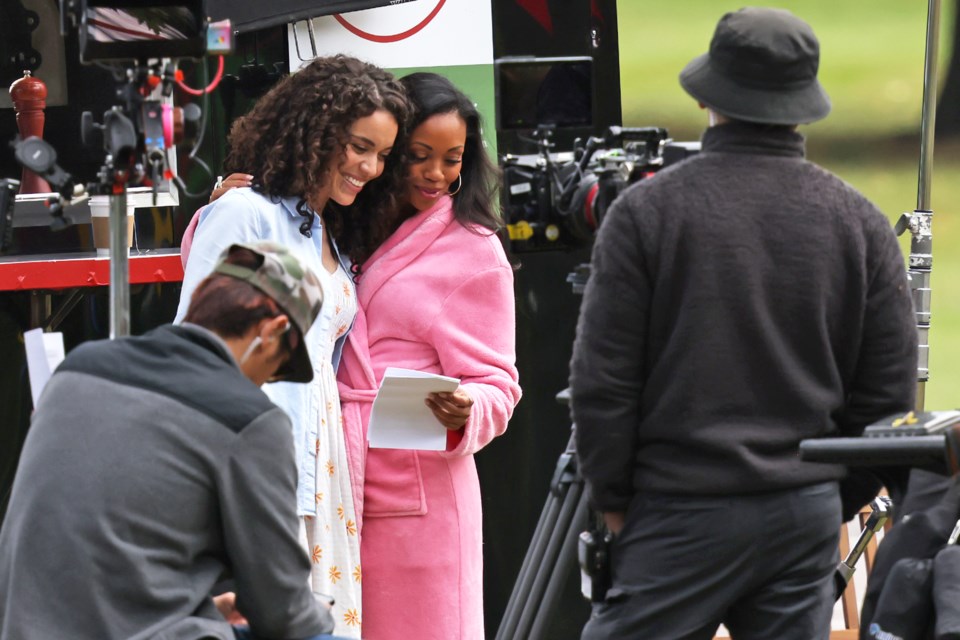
[708, 110, 720, 127]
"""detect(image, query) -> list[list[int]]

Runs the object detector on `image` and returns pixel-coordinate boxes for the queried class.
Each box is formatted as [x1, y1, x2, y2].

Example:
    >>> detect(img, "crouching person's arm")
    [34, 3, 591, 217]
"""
[220, 408, 335, 637]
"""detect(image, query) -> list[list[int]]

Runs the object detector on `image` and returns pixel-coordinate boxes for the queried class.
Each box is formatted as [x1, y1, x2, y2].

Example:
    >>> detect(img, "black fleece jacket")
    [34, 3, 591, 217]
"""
[570, 122, 918, 512]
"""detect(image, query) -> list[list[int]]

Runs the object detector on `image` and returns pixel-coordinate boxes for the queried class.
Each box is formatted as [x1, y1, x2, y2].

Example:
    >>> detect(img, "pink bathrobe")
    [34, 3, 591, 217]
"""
[337, 195, 521, 639]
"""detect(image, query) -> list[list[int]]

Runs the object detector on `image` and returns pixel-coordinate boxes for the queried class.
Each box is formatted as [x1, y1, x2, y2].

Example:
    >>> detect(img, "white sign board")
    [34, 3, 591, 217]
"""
[288, 0, 494, 70]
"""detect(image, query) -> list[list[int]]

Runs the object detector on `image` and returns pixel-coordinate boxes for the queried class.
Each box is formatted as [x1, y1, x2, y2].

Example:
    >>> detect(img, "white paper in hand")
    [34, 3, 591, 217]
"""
[368, 367, 460, 450]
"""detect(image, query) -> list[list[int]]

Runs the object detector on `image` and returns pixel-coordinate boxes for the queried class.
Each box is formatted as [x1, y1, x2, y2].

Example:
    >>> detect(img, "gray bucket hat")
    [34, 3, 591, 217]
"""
[214, 241, 323, 383]
[679, 7, 831, 125]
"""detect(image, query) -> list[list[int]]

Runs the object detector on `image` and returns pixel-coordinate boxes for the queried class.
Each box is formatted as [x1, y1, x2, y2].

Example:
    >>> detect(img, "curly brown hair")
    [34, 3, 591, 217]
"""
[224, 54, 409, 266]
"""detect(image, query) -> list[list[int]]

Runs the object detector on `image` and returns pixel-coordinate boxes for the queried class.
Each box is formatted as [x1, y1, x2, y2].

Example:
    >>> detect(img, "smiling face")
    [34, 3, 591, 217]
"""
[311, 108, 399, 210]
[404, 111, 467, 212]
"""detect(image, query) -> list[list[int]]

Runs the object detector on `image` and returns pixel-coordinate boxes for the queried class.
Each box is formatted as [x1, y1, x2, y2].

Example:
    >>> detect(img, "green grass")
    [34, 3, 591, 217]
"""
[618, 0, 955, 140]
[616, 0, 960, 410]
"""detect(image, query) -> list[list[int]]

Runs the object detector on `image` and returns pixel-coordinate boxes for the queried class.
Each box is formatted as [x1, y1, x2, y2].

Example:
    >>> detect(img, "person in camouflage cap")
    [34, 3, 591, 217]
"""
[0, 250, 338, 638]
[213, 241, 324, 383]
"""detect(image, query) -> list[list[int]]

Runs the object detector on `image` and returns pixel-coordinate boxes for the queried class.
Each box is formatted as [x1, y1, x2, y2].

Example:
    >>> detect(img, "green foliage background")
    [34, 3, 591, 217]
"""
[617, 0, 960, 410]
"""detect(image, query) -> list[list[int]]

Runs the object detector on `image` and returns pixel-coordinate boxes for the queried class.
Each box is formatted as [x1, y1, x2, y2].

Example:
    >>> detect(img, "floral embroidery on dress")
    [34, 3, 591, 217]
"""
[344, 609, 360, 627]
[329, 566, 342, 583]
[311, 546, 322, 563]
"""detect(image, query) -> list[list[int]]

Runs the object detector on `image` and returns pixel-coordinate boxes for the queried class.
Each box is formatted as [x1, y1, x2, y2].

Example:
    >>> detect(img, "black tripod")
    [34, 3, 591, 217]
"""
[497, 408, 591, 639]
[496, 266, 600, 640]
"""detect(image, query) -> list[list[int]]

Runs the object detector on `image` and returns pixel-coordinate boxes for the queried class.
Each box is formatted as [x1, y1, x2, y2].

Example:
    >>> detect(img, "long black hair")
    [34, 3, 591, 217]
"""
[401, 72, 502, 232]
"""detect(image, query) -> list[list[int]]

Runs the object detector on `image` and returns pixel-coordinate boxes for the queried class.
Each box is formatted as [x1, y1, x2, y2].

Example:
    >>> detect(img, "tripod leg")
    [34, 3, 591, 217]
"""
[835, 496, 893, 601]
[514, 478, 584, 639]
[528, 490, 590, 640]
[497, 491, 563, 640]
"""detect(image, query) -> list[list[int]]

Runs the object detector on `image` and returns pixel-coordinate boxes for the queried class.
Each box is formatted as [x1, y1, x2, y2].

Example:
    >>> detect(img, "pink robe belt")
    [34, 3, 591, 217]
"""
[337, 386, 377, 404]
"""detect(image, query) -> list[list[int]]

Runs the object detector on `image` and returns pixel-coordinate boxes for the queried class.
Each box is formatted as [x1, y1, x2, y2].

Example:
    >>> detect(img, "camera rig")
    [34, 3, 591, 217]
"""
[501, 124, 698, 252]
[7, 0, 233, 234]
[5, 0, 232, 336]
[59, 0, 231, 198]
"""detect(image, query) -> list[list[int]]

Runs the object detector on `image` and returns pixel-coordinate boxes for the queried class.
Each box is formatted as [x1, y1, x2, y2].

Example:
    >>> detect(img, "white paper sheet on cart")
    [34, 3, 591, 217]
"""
[23, 328, 65, 408]
[368, 367, 460, 450]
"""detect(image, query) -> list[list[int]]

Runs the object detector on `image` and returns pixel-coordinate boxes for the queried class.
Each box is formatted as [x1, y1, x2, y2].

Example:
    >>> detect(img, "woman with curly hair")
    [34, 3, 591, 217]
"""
[336, 72, 521, 639]
[195, 71, 520, 638]
[175, 54, 408, 638]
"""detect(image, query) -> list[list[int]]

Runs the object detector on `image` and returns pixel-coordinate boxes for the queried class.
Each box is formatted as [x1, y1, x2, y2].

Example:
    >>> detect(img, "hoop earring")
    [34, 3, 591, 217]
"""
[448, 174, 463, 196]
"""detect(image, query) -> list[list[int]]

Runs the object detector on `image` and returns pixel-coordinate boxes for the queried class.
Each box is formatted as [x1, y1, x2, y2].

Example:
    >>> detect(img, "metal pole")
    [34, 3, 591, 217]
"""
[917, 0, 941, 213]
[108, 191, 130, 338]
[904, 0, 941, 409]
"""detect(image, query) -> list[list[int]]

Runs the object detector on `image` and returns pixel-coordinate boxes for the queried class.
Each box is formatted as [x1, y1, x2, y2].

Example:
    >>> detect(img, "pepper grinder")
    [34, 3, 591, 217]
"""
[9, 70, 52, 194]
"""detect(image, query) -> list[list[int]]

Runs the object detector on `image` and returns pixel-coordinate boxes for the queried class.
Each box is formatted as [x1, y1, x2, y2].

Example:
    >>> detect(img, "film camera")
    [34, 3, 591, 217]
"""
[496, 56, 698, 252]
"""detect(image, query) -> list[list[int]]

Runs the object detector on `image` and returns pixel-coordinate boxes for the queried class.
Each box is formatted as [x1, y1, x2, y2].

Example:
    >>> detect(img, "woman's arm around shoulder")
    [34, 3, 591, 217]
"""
[174, 189, 269, 323]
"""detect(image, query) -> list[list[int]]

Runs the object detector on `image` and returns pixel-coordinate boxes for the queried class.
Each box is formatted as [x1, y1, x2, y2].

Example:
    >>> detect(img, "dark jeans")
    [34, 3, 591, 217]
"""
[232, 625, 348, 640]
[582, 481, 841, 640]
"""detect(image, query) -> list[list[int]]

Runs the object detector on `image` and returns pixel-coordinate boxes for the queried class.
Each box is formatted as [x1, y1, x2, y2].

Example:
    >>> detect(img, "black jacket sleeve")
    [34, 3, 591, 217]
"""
[570, 193, 651, 512]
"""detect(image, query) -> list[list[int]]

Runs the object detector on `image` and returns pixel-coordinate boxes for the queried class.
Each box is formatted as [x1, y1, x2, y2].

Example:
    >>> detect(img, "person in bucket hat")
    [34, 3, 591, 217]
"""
[679, 6, 831, 125]
[571, 7, 917, 639]
[0, 241, 347, 640]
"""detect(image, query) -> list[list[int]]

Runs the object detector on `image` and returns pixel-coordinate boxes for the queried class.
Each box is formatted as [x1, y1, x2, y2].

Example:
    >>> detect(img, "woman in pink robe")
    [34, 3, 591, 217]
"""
[337, 73, 521, 639]
[189, 73, 520, 638]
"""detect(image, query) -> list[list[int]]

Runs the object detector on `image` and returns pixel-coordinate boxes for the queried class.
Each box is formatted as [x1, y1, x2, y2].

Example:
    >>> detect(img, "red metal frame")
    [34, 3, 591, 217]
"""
[0, 250, 184, 292]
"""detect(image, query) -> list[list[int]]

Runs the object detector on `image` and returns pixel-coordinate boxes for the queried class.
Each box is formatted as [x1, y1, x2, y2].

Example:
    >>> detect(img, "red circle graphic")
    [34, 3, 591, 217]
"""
[333, 0, 446, 43]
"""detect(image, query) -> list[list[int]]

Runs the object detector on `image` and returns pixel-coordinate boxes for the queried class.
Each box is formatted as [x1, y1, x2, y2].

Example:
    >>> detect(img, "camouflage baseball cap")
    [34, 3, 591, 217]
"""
[213, 241, 323, 383]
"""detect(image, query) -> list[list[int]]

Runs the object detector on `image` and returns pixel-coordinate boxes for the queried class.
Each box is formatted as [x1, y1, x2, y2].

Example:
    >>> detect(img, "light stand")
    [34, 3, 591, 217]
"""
[106, 190, 130, 338]
[86, 107, 139, 339]
[895, 0, 942, 408]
